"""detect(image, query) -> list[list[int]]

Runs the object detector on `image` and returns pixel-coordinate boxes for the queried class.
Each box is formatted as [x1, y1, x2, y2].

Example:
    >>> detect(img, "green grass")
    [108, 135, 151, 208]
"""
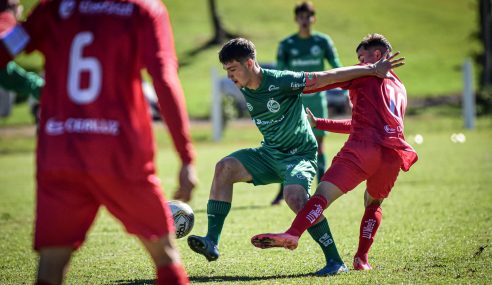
[1, 107, 491, 284]
[12, 0, 479, 118]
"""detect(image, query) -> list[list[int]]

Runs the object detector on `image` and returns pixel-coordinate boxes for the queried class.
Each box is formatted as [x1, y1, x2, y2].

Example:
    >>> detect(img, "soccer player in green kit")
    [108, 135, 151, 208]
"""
[271, 1, 343, 205]
[187, 38, 404, 276]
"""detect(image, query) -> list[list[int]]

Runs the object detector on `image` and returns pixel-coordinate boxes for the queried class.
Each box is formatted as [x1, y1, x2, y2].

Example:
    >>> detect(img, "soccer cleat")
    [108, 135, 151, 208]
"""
[187, 235, 219, 262]
[251, 233, 299, 250]
[315, 260, 349, 276]
[353, 256, 372, 270]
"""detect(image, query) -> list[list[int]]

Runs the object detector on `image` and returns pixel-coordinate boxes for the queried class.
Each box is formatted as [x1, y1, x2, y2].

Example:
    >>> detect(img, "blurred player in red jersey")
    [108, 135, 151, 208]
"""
[252, 33, 418, 272]
[0, 0, 197, 284]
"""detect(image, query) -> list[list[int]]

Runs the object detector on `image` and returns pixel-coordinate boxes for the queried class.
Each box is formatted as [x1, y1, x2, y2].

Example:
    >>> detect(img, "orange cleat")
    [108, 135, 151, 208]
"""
[251, 233, 299, 250]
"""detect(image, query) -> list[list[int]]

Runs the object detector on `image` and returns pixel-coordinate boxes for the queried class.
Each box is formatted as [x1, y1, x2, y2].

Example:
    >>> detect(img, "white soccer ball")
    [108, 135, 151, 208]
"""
[168, 200, 194, 239]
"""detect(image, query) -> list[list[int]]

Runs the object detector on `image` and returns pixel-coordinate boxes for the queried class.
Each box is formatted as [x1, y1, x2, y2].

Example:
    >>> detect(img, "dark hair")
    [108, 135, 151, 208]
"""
[356, 33, 392, 54]
[219, 38, 256, 64]
[294, 1, 315, 16]
[0, 0, 19, 13]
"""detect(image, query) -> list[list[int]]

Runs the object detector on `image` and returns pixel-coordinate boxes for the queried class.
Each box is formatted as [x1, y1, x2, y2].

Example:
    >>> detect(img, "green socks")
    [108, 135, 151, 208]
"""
[317, 153, 327, 183]
[206, 200, 231, 245]
[308, 218, 343, 264]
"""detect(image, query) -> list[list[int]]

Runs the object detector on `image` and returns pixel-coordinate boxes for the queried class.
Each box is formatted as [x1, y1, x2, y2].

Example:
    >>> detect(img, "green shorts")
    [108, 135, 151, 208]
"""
[228, 147, 317, 193]
[302, 92, 328, 137]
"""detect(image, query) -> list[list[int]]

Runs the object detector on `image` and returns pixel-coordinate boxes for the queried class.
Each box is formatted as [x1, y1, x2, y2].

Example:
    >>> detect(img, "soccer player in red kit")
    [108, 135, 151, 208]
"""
[0, 0, 197, 284]
[252, 33, 418, 272]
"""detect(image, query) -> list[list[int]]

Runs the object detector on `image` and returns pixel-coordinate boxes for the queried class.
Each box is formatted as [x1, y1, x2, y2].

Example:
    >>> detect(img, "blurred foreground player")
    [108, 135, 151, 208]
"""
[0, 0, 197, 284]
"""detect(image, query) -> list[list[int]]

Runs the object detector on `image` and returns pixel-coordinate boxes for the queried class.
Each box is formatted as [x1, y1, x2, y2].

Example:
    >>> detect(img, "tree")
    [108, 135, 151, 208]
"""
[476, 0, 492, 114]
[478, 0, 491, 87]
[187, 0, 240, 57]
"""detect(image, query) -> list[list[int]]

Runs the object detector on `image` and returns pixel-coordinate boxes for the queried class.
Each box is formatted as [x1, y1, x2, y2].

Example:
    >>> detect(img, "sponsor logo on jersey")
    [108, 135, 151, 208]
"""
[45, 117, 120, 136]
[384, 125, 403, 134]
[310, 45, 321, 56]
[290, 82, 306, 90]
[291, 58, 322, 67]
[79, 0, 134, 16]
[268, 85, 280, 92]
[253, 115, 285, 126]
[246, 102, 253, 112]
[59, 0, 76, 19]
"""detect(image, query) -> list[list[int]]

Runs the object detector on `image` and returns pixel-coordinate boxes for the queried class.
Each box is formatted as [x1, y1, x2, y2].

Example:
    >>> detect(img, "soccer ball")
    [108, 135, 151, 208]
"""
[168, 200, 194, 239]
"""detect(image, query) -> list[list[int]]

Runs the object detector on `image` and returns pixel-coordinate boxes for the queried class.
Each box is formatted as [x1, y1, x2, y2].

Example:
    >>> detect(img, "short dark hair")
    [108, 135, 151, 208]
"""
[219, 38, 256, 64]
[0, 0, 19, 13]
[294, 1, 315, 16]
[356, 33, 392, 54]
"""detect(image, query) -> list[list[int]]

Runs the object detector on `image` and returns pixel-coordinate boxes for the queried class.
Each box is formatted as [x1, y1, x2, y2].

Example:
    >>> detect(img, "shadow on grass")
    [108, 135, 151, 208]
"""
[111, 272, 313, 284]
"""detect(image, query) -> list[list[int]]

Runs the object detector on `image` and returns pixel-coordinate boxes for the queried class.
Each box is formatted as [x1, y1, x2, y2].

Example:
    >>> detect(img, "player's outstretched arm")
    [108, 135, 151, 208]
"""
[304, 52, 404, 92]
[308, 107, 351, 133]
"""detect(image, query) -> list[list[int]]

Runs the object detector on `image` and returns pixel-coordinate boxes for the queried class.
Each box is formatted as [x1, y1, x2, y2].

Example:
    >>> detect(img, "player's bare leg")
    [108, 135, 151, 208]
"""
[188, 157, 252, 261]
[253, 185, 307, 249]
[139, 235, 188, 284]
[37, 247, 73, 285]
[354, 190, 384, 271]
[252, 181, 343, 249]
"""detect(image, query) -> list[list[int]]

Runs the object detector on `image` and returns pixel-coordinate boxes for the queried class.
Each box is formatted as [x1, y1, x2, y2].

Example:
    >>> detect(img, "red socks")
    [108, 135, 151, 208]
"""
[157, 263, 189, 285]
[286, 195, 328, 237]
[355, 205, 382, 262]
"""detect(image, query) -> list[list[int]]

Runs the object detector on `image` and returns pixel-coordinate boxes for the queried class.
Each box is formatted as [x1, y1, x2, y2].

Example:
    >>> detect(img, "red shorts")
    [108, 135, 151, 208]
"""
[34, 170, 174, 251]
[321, 139, 402, 199]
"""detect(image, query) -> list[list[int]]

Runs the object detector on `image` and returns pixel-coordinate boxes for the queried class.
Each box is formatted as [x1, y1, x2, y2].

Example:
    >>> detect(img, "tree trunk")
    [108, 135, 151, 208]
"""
[208, 0, 237, 44]
[479, 0, 492, 87]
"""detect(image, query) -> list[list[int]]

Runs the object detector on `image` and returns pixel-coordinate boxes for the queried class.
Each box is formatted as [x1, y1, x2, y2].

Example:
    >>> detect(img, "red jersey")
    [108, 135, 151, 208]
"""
[308, 69, 418, 171]
[2, 0, 195, 177]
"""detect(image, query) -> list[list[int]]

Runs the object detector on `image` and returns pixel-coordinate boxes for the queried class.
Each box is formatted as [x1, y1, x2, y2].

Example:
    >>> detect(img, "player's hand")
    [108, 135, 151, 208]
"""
[173, 163, 198, 202]
[305, 107, 317, 128]
[373, 51, 405, 78]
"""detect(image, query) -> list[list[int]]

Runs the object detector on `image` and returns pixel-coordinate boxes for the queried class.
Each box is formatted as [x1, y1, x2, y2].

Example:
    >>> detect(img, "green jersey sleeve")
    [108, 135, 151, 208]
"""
[0, 61, 44, 101]
[278, 70, 306, 95]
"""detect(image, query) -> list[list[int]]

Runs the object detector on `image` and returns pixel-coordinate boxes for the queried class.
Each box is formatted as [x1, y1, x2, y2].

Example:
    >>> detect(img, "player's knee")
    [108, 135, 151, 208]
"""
[284, 191, 308, 212]
[214, 158, 237, 180]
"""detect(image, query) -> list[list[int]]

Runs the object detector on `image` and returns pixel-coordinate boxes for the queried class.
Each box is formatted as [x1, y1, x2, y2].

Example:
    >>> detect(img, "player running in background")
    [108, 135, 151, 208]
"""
[0, 0, 197, 284]
[252, 33, 417, 271]
[271, 0, 343, 206]
[0, 0, 44, 119]
[187, 37, 404, 276]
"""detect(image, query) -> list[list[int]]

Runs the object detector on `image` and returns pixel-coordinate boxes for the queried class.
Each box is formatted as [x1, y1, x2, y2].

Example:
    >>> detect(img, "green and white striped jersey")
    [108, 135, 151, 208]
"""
[240, 68, 317, 158]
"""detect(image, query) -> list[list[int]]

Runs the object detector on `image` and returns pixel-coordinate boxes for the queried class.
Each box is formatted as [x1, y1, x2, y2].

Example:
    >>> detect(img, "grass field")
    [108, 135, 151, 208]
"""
[1, 106, 491, 284]
[12, 0, 479, 118]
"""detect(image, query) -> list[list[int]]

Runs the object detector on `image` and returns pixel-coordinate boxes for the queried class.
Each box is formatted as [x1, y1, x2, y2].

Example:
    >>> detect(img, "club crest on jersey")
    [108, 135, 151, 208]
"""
[290, 49, 299, 56]
[59, 0, 76, 19]
[247, 103, 253, 112]
[267, 98, 280, 113]
[310, 45, 321, 56]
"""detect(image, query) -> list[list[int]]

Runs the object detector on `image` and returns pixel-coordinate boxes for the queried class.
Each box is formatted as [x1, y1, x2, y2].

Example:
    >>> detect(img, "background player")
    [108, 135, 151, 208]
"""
[187, 37, 404, 276]
[0, 0, 197, 284]
[252, 33, 416, 272]
[271, 1, 343, 205]
[0, 0, 43, 119]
